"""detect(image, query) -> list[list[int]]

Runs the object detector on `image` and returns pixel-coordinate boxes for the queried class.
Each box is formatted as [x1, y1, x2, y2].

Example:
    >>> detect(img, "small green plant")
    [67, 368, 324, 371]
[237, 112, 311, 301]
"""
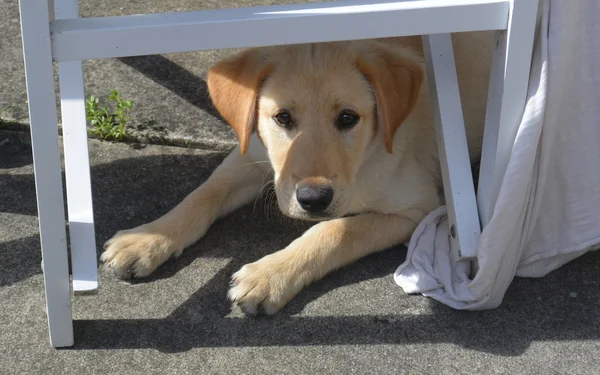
[86, 90, 133, 141]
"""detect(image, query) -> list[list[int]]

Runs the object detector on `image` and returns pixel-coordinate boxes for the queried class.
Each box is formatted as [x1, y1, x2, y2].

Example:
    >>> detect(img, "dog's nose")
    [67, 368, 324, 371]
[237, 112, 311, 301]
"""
[296, 183, 334, 213]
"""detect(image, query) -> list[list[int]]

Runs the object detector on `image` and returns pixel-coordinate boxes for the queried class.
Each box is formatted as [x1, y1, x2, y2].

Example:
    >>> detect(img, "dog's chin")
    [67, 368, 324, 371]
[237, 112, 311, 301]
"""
[289, 211, 337, 222]
[280, 205, 349, 222]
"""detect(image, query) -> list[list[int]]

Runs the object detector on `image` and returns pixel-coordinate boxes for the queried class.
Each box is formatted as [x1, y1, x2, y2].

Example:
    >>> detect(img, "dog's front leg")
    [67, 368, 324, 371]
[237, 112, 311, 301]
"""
[101, 136, 271, 278]
[228, 212, 420, 314]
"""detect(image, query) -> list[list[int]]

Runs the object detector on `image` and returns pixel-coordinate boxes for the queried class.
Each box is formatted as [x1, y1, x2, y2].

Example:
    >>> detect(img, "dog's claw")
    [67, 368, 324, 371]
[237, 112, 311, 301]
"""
[227, 254, 304, 315]
[100, 227, 179, 279]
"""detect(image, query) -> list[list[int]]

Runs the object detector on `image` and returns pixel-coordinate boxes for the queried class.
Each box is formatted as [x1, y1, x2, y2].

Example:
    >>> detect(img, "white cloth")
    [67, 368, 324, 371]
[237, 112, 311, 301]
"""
[395, 0, 600, 310]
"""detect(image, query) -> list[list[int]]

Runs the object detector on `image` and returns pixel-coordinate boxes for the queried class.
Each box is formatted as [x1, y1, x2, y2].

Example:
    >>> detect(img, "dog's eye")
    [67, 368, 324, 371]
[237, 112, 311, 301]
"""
[337, 111, 360, 130]
[274, 111, 293, 128]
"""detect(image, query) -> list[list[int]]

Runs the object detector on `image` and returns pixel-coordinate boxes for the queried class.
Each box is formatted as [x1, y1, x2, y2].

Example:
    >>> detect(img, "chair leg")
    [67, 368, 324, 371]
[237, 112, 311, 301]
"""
[56, 0, 99, 295]
[58, 61, 99, 294]
[422, 33, 481, 261]
[477, 0, 539, 226]
[19, 0, 74, 348]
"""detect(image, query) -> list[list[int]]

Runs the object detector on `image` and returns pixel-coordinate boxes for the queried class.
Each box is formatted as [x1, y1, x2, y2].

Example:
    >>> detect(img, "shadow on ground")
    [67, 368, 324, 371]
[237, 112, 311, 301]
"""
[1, 134, 599, 358]
[118, 55, 221, 120]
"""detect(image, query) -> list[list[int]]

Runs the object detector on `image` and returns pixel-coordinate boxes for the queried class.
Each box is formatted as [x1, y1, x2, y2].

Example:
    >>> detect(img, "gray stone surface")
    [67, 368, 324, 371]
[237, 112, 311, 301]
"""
[1, 129, 600, 374]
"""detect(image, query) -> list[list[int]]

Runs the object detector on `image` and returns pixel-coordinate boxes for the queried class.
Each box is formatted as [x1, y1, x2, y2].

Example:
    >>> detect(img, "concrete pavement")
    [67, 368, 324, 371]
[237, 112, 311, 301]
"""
[2, 129, 600, 374]
[1, 0, 599, 373]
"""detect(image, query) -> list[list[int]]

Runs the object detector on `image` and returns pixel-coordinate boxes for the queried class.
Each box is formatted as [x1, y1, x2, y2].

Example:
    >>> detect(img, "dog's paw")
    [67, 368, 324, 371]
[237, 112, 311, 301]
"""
[228, 252, 305, 315]
[100, 225, 181, 279]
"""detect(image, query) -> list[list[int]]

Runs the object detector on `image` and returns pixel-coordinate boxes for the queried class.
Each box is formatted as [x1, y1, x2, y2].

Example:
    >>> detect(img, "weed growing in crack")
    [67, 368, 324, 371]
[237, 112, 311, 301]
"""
[86, 90, 133, 141]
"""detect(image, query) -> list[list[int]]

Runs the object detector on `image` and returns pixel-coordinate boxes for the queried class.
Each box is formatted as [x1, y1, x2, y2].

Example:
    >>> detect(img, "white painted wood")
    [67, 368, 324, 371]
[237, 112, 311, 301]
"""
[19, 0, 74, 348]
[50, 0, 510, 62]
[48, 0, 55, 22]
[55, 0, 99, 294]
[477, 0, 539, 226]
[422, 33, 481, 261]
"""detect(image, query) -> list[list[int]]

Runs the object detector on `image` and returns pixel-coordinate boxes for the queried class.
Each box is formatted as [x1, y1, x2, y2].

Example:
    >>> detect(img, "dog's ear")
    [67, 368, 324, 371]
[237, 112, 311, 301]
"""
[207, 50, 273, 154]
[356, 43, 424, 153]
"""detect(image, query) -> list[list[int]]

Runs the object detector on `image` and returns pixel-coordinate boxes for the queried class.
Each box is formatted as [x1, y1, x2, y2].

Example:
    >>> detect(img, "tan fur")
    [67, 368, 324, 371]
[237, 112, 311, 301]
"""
[101, 32, 493, 314]
[355, 41, 424, 153]
[207, 50, 273, 154]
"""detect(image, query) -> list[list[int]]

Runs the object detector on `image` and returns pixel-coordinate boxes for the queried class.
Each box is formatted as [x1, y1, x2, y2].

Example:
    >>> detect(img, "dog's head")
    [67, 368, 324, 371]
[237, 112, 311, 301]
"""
[207, 41, 423, 221]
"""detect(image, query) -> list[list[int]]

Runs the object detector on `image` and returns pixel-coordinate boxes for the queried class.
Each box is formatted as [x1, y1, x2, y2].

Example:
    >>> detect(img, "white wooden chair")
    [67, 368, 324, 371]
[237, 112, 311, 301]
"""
[18, 0, 539, 347]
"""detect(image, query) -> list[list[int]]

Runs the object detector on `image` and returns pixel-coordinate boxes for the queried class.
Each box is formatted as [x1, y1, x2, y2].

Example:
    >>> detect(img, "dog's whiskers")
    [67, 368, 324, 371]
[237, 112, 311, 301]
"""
[229, 160, 272, 169]
[253, 167, 275, 216]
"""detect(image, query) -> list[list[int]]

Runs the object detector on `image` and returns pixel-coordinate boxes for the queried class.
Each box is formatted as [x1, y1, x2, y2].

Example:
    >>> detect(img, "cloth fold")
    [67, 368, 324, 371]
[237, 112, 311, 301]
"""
[395, 0, 600, 310]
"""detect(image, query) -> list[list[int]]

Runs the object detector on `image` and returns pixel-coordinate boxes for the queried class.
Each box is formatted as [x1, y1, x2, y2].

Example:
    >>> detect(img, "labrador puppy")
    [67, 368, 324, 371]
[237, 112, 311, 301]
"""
[101, 32, 492, 314]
